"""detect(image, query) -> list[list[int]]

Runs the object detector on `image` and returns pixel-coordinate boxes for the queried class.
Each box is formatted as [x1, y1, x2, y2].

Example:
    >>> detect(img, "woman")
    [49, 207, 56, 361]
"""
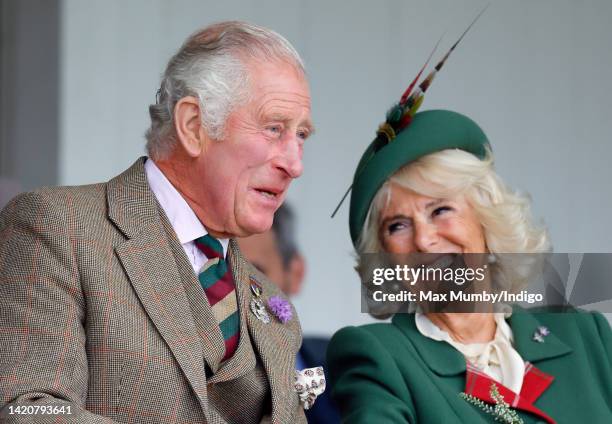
[327, 109, 612, 423]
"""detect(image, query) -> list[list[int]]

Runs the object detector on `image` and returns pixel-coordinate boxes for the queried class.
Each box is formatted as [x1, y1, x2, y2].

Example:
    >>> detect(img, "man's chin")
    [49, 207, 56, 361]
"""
[237, 215, 274, 237]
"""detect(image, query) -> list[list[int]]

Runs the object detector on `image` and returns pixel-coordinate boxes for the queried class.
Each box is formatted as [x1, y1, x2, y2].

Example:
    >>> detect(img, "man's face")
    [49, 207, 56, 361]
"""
[196, 59, 312, 238]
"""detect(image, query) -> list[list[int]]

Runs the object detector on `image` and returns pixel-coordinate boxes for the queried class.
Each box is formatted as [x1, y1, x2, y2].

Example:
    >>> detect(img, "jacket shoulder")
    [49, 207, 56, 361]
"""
[0, 184, 105, 227]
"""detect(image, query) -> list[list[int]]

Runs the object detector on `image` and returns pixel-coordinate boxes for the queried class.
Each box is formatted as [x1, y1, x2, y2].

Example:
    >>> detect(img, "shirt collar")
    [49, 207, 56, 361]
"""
[415, 312, 514, 347]
[144, 158, 229, 257]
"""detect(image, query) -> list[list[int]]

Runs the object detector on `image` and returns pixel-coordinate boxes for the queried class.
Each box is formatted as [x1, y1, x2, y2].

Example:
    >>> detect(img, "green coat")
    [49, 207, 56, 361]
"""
[327, 309, 612, 423]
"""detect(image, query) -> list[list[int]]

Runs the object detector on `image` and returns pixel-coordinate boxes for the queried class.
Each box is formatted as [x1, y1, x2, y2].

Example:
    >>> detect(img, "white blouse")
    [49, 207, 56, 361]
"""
[415, 312, 526, 394]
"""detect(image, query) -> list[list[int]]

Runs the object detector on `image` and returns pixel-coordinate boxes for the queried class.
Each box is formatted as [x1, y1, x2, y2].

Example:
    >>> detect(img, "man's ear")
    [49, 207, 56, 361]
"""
[286, 253, 306, 296]
[174, 96, 207, 157]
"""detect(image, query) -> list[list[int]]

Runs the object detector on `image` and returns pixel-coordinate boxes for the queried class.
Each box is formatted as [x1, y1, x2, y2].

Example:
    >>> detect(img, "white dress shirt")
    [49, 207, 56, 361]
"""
[415, 312, 526, 394]
[144, 158, 228, 273]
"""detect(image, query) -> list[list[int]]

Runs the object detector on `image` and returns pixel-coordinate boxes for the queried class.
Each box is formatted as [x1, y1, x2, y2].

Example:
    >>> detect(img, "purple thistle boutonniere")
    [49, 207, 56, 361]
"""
[267, 296, 293, 323]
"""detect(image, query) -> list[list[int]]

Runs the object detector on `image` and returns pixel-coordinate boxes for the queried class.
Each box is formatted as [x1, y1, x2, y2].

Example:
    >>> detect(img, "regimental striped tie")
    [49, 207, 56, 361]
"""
[194, 234, 240, 361]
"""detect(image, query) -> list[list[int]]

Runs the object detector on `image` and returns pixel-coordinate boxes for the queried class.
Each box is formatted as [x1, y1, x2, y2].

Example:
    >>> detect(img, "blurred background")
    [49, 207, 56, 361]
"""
[1, 0, 611, 334]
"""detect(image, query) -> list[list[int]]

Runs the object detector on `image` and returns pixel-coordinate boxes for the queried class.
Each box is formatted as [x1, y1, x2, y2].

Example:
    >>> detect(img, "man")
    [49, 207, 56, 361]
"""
[238, 204, 340, 424]
[0, 21, 313, 423]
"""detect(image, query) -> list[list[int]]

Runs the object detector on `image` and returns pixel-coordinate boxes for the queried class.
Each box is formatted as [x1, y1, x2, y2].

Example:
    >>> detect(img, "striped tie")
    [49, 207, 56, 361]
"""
[194, 234, 240, 361]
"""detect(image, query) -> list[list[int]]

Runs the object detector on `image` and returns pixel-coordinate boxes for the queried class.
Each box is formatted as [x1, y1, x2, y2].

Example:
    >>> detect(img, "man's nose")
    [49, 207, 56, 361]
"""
[275, 134, 304, 178]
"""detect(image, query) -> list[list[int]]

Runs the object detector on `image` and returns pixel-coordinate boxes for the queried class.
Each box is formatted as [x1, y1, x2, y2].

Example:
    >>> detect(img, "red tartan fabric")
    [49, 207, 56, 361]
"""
[465, 361, 556, 423]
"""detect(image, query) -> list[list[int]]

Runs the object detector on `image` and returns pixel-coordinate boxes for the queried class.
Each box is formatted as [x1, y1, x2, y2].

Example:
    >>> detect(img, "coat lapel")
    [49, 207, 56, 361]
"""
[392, 313, 466, 376]
[508, 308, 573, 363]
[108, 158, 210, 414]
[230, 241, 300, 423]
[158, 210, 226, 374]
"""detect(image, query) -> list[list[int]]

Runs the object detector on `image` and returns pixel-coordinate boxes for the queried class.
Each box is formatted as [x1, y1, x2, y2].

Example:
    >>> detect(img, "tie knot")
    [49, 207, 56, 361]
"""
[195, 234, 224, 260]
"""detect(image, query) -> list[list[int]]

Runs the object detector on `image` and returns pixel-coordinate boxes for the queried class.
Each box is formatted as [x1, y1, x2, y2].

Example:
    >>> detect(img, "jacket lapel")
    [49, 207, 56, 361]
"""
[508, 308, 573, 363]
[230, 241, 299, 423]
[108, 158, 210, 414]
[392, 313, 466, 376]
[158, 211, 226, 374]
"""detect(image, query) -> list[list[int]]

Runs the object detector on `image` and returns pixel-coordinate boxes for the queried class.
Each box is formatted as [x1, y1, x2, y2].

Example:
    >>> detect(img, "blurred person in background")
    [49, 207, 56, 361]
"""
[238, 203, 341, 423]
[0, 21, 315, 423]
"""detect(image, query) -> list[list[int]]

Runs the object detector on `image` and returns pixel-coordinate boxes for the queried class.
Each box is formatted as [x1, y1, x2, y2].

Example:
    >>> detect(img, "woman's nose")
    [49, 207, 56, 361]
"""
[413, 220, 439, 253]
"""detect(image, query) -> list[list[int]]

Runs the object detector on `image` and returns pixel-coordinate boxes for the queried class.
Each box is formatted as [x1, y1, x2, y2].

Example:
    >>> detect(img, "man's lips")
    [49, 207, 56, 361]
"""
[252, 186, 286, 200]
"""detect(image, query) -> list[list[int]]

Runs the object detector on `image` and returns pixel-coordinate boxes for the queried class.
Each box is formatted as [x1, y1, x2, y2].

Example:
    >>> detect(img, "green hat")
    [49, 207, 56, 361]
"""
[337, 8, 489, 246]
[348, 109, 490, 246]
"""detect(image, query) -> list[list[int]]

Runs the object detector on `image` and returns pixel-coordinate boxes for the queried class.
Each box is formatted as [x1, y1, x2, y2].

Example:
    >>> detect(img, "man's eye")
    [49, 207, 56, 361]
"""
[297, 129, 309, 140]
[432, 206, 452, 217]
[266, 126, 282, 136]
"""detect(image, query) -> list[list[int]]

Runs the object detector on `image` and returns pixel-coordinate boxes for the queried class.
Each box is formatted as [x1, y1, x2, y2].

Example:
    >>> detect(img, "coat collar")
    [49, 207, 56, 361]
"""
[392, 306, 573, 377]
[107, 157, 157, 239]
[507, 306, 573, 363]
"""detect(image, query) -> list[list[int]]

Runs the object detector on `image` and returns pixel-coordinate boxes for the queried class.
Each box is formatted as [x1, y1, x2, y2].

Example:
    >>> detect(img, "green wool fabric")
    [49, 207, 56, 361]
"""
[327, 308, 612, 423]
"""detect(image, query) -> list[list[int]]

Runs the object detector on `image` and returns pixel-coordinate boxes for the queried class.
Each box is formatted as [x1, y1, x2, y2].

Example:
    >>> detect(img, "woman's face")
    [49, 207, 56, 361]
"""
[379, 182, 486, 254]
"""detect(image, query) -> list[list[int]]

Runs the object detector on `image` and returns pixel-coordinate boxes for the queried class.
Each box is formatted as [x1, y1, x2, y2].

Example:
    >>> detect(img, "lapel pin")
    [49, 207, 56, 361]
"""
[249, 277, 270, 324]
[537, 326, 550, 336]
[532, 326, 550, 343]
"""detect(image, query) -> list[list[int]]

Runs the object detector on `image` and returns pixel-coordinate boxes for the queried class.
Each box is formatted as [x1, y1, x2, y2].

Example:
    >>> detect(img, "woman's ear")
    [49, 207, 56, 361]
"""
[174, 96, 207, 157]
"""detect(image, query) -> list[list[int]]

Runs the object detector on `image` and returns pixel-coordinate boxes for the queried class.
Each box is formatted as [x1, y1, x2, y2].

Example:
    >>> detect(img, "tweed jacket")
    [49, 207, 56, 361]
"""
[0, 158, 306, 424]
[328, 309, 612, 423]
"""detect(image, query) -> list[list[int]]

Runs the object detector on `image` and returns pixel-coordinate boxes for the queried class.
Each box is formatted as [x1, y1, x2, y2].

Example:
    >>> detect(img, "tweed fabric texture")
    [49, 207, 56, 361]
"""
[0, 158, 306, 424]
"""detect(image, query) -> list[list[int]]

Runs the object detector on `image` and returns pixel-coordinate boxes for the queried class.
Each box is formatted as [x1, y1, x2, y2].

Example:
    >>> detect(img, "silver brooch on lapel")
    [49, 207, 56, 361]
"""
[532, 326, 550, 343]
[295, 366, 326, 410]
[249, 277, 270, 324]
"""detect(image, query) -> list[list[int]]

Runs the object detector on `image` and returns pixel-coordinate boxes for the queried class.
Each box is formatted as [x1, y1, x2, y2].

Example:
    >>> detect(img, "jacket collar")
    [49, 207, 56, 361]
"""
[107, 157, 157, 239]
[392, 307, 573, 377]
[507, 306, 572, 363]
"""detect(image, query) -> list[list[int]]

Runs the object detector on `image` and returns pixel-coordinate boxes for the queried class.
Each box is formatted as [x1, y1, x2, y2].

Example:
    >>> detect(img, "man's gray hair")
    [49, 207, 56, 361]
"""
[272, 203, 299, 268]
[145, 21, 305, 160]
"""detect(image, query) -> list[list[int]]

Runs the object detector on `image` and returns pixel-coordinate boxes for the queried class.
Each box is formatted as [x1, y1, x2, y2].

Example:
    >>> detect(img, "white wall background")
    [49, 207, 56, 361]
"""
[60, 0, 612, 335]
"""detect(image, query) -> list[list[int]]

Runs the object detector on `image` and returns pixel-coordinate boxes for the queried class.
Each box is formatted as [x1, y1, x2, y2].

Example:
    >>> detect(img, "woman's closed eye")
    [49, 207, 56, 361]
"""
[432, 206, 453, 217]
[387, 220, 411, 234]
